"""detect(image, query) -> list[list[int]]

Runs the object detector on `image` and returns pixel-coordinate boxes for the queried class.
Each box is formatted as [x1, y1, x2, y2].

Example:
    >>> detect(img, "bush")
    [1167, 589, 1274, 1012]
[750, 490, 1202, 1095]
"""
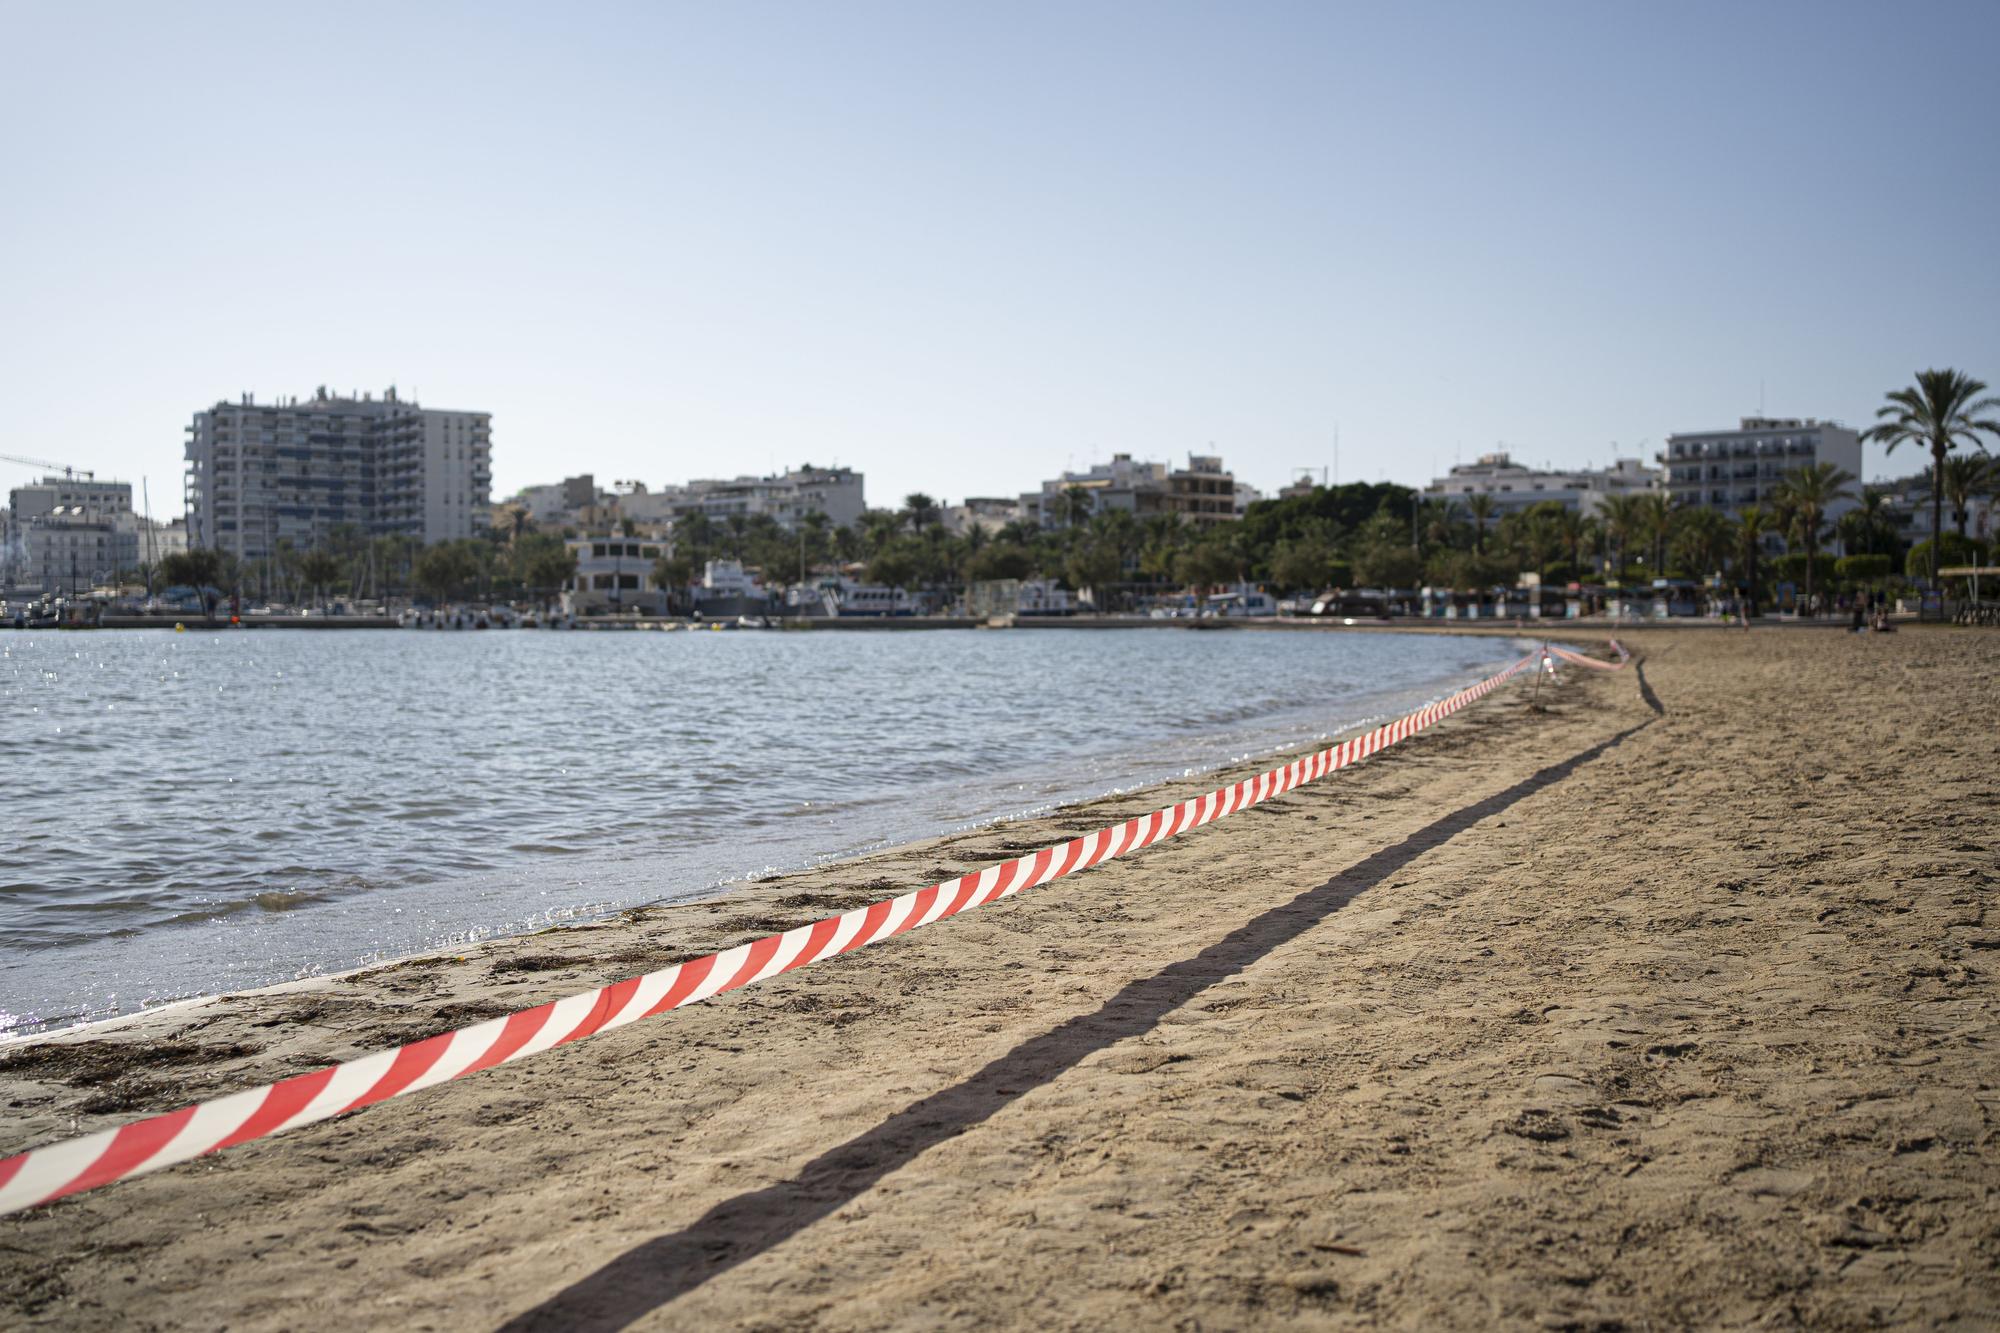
[1834, 554, 1893, 585]
[1905, 534, 1986, 582]
[1771, 553, 1836, 587]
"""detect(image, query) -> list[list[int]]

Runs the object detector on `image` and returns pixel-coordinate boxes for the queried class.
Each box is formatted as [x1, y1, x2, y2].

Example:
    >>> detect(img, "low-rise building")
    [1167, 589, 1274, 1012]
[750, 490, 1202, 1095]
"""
[1874, 470, 1996, 549]
[5, 475, 140, 593]
[1022, 452, 1239, 527]
[666, 465, 865, 530]
[1424, 453, 1657, 517]
[1661, 417, 1862, 520]
[520, 466, 864, 533]
[942, 496, 1022, 535]
[17, 507, 138, 594]
[562, 532, 670, 614]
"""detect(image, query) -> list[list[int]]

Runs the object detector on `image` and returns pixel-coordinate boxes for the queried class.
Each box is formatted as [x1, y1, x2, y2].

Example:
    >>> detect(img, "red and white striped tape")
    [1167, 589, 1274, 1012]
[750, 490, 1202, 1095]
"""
[1548, 642, 1628, 671]
[0, 651, 1541, 1216]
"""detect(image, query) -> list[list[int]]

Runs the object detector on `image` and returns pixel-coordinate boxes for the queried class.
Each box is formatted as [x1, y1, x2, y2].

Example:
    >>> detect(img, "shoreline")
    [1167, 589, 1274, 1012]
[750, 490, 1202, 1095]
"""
[0, 636, 1554, 1135]
[4, 629, 1994, 1328]
[8, 612, 1898, 633]
[4, 630, 1539, 1042]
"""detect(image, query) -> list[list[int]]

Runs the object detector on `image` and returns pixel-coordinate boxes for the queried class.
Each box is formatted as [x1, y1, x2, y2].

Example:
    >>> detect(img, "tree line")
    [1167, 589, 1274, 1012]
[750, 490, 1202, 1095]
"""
[150, 368, 1998, 612]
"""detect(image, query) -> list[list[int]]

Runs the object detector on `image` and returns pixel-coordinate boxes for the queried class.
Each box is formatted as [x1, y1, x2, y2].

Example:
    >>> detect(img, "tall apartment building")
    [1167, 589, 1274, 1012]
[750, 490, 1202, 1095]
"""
[184, 386, 491, 561]
[1424, 452, 1658, 517]
[1661, 417, 1861, 520]
[1022, 452, 1238, 526]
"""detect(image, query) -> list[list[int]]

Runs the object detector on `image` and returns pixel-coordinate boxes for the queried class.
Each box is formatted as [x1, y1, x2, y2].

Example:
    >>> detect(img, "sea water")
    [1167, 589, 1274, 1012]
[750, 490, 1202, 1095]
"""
[1, 627, 1525, 1033]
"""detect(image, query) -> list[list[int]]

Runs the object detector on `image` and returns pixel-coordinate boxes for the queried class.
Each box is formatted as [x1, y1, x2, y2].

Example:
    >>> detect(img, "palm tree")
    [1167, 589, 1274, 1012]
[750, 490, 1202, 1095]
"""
[1521, 507, 1563, 580]
[1465, 493, 1496, 555]
[1834, 487, 1900, 558]
[1057, 486, 1096, 530]
[1770, 462, 1855, 611]
[1671, 507, 1732, 581]
[1734, 506, 1772, 616]
[1863, 370, 2000, 584]
[1636, 493, 1676, 574]
[1555, 507, 1592, 580]
[495, 502, 535, 544]
[1598, 493, 1647, 583]
[900, 493, 941, 534]
[1934, 453, 1994, 539]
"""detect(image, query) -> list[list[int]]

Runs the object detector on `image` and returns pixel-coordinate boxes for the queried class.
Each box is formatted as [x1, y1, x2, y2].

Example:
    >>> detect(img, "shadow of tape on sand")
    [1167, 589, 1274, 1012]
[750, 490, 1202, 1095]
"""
[500, 719, 1656, 1332]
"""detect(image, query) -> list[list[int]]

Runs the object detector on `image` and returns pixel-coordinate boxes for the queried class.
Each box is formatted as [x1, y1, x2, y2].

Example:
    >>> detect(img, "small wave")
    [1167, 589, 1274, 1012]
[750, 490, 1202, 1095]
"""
[160, 888, 330, 925]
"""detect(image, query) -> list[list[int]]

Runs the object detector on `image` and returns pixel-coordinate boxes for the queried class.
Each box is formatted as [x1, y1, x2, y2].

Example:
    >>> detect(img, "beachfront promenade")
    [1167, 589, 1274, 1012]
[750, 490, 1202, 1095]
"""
[1, 630, 1994, 1328]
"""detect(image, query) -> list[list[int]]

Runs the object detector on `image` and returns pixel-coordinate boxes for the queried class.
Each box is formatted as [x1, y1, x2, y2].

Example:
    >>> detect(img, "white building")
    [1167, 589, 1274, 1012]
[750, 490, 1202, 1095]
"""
[1876, 470, 1996, 549]
[185, 386, 492, 561]
[666, 465, 865, 530]
[563, 532, 670, 614]
[1424, 452, 1658, 517]
[17, 508, 138, 593]
[5, 475, 140, 593]
[942, 496, 1022, 535]
[1022, 452, 1238, 527]
[512, 475, 601, 525]
[1661, 417, 1862, 521]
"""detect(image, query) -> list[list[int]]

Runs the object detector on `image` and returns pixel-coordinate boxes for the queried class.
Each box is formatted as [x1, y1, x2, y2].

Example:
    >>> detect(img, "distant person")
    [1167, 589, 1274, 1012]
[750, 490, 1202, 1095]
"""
[1852, 603, 1866, 633]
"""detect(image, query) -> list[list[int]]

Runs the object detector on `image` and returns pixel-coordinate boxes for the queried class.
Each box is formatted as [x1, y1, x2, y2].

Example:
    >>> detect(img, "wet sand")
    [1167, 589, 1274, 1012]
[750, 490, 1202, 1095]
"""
[2, 628, 1995, 1329]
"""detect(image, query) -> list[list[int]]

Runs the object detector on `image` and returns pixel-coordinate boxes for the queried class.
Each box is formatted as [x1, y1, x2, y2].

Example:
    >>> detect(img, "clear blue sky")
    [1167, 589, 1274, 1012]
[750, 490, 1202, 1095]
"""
[4, 0, 1995, 517]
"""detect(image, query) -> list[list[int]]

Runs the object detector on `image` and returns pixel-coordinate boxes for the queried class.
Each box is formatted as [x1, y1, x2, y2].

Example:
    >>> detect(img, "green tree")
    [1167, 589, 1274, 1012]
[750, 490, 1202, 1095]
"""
[297, 549, 342, 611]
[900, 493, 941, 534]
[1598, 493, 1647, 582]
[1671, 507, 1733, 580]
[1269, 521, 1341, 592]
[1349, 511, 1423, 588]
[1933, 453, 1995, 539]
[1734, 505, 1772, 615]
[1636, 493, 1676, 574]
[1173, 541, 1238, 595]
[1770, 462, 1855, 610]
[1835, 487, 1902, 559]
[1863, 369, 2000, 584]
[1554, 508, 1593, 581]
[1464, 493, 1496, 555]
[496, 502, 535, 544]
[1056, 486, 1096, 530]
[159, 549, 225, 623]
[413, 543, 478, 604]
[649, 551, 693, 614]
[1834, 554, 1893, 586]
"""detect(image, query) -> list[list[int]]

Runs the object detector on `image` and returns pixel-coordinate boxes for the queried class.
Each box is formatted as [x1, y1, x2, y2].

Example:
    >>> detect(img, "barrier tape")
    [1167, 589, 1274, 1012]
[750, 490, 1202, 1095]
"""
[1547, 643, 1628, 672]
[0, 650, 1545, 1216]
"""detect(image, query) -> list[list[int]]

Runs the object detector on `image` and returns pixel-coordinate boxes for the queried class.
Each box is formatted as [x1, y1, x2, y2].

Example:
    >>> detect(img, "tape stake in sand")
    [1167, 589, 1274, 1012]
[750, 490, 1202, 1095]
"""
[0, 650, 1543, 1217]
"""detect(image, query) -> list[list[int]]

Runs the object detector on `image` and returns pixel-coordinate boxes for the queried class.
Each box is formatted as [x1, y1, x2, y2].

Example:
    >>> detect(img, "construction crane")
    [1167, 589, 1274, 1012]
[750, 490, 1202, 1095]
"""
[1, 452, 95, 481]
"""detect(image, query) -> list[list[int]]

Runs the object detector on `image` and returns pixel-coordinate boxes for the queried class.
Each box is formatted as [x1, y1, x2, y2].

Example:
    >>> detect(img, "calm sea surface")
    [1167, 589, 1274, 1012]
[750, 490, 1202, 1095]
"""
[2, 627, 1526, 1034]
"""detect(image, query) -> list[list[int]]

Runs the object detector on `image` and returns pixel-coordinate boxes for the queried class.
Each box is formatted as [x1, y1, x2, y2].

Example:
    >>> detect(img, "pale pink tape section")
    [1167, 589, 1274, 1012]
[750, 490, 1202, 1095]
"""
[0, 649, 1554, 1216]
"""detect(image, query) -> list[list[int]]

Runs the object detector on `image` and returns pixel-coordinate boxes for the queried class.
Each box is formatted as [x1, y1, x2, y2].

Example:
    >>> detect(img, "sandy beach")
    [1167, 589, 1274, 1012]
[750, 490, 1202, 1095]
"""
[2, 628, 1995, 1329]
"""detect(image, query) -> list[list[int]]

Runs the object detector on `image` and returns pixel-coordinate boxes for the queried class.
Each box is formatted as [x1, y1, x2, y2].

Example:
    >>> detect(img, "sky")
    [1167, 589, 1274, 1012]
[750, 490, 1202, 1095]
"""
[4, 0, 1996, 518]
